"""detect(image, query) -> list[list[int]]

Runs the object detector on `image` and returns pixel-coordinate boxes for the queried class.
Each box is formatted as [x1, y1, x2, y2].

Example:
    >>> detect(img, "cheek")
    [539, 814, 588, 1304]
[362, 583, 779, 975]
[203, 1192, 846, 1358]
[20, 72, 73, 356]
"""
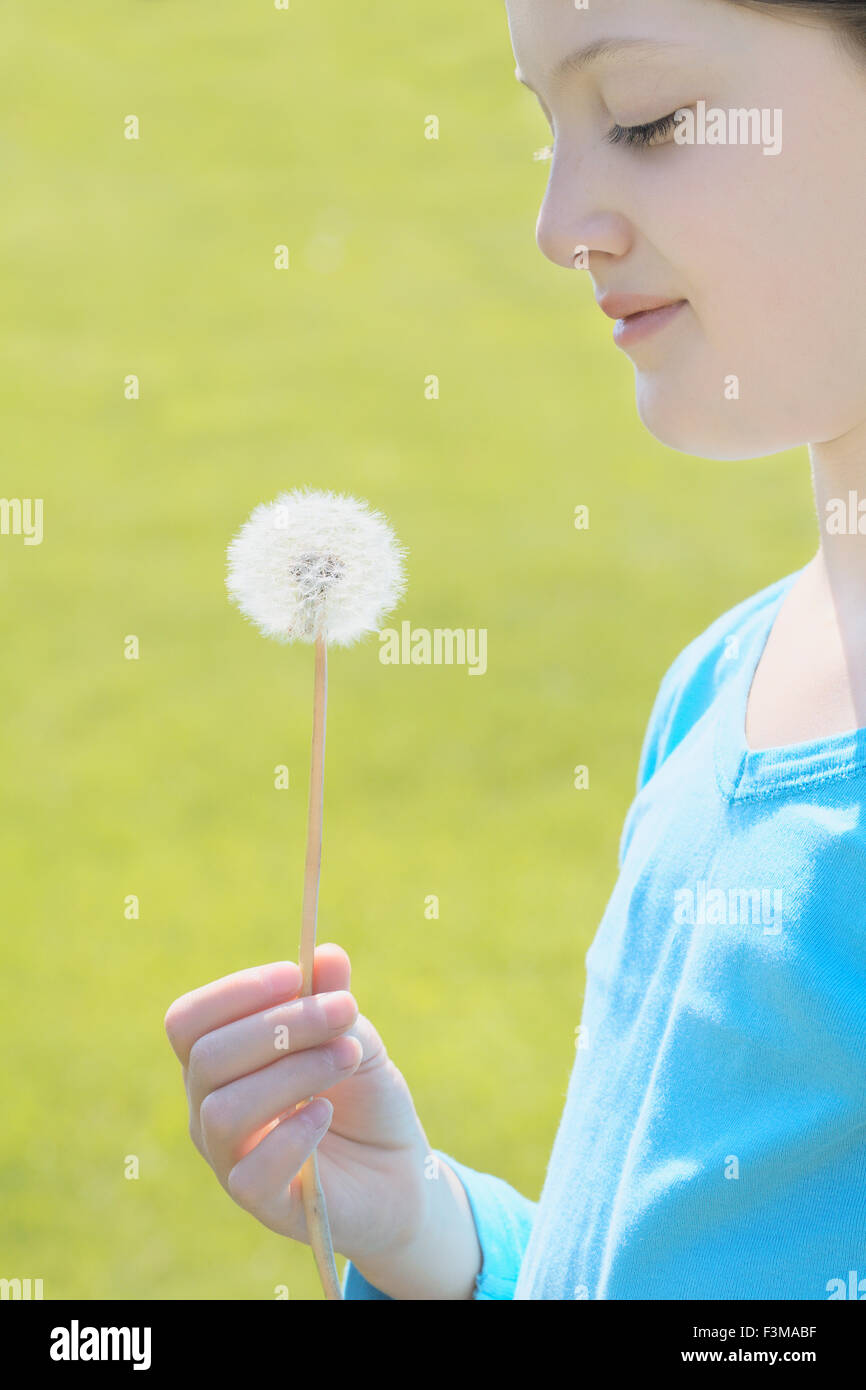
[634, 142, 866, 454]
[703, 150, 860, 351]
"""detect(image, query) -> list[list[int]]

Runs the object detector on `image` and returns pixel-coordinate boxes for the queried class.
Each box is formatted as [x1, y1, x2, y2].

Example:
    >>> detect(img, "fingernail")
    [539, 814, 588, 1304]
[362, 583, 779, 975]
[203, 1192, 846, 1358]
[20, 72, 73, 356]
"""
[301, 1097, 333, 1131]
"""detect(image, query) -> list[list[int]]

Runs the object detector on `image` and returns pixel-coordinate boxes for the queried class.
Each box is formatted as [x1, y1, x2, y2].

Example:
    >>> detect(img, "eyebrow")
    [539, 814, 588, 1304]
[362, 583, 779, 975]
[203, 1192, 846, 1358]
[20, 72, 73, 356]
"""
[514, 37, 684, 96]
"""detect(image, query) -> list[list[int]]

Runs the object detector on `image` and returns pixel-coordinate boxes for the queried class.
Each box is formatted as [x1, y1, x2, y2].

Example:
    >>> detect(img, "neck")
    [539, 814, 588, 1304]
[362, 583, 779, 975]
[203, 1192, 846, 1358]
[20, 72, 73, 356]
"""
[808, 417, 866, 618]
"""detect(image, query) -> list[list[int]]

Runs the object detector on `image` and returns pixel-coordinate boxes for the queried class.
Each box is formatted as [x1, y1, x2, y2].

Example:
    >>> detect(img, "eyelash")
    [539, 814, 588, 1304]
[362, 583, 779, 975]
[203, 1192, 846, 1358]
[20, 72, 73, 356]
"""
[606, 110, 679, 148]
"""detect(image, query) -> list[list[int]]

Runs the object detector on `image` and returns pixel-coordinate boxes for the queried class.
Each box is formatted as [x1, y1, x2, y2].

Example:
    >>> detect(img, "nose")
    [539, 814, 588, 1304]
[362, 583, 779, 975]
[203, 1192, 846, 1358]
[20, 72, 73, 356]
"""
[535, 149, 633, 270]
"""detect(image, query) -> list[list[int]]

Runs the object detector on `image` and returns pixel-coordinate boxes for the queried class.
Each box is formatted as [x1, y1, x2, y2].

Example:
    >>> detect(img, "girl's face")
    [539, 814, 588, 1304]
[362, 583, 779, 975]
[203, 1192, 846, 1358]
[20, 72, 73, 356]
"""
[506, 0, 866, 460]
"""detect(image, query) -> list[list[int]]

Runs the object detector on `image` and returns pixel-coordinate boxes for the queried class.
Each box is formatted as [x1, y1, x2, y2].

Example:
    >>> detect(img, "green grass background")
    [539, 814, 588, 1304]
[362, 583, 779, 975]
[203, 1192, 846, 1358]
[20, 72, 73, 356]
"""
[0, 1, 814, 1298]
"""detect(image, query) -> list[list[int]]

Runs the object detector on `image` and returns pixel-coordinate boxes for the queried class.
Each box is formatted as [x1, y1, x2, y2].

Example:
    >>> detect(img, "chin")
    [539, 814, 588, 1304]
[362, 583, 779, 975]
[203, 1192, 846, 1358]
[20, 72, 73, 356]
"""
[633, 376, 807, 462]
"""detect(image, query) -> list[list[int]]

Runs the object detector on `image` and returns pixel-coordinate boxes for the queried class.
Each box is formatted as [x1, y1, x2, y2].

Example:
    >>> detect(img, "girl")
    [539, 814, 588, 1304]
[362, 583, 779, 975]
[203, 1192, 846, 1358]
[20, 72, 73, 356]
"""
[164, 0, 866, 1299]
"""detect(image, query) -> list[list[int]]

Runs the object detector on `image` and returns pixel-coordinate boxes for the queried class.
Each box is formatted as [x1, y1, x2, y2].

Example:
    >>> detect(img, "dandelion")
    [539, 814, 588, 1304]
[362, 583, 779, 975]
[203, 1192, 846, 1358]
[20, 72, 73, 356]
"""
[226, 488, 407, 1300]
[226, 488, 406, 645]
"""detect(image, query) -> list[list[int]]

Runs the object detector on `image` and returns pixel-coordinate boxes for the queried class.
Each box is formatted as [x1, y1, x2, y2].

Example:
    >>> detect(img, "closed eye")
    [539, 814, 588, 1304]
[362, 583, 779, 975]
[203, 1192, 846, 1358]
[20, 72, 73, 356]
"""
[607, 110, 681, 148]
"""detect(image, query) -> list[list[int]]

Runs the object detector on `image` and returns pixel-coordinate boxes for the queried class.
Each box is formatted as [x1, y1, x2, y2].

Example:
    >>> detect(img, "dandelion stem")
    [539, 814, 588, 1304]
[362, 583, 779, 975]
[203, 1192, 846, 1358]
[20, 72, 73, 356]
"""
[298, 631, 342, 1300]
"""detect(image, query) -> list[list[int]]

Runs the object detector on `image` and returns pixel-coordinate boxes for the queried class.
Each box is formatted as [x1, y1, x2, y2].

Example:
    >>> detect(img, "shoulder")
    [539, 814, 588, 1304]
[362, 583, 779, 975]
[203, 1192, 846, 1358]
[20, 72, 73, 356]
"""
[634, 566, 804, 792]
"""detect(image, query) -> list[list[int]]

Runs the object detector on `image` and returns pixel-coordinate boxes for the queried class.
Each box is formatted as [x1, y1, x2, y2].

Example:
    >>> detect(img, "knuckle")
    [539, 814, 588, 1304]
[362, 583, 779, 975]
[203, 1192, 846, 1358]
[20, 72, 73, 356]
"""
[264, 1001, 300, 1051]
[199, 1090, 233, 1144]
[226, 1163, 257, 1209]
[187, 1118, 206, 1157]
[188, 1033, 218, 1086]
[163, 1001, 187, 1052]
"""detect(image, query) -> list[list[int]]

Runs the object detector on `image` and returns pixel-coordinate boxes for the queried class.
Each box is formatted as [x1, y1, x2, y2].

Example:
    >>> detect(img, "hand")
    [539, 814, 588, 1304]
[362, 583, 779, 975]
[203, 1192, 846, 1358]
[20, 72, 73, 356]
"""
[164, 944, 439, 1274]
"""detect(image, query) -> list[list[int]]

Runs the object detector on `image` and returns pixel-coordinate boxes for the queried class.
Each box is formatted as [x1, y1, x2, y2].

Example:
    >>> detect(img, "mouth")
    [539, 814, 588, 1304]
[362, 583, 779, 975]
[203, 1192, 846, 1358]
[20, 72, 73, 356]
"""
[596, 293, 688, 350]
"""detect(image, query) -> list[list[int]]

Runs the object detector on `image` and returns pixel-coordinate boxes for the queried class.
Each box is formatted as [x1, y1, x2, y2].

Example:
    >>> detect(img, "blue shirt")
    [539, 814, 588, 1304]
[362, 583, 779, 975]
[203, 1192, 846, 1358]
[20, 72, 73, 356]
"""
[344, 566, 866, 1299]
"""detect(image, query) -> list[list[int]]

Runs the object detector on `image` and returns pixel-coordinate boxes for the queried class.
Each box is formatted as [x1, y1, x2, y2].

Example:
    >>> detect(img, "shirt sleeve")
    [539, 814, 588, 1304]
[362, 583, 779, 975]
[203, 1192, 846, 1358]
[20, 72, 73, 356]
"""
[616, 656, 685, 870]
[341, 1149, 537, 1300]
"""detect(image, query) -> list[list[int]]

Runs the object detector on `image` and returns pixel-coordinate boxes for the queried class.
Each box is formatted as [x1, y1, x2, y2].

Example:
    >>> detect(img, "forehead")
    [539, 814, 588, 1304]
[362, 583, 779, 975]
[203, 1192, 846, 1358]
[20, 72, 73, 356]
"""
[505, 0, 722, 93]
[513, 37, 687, 96]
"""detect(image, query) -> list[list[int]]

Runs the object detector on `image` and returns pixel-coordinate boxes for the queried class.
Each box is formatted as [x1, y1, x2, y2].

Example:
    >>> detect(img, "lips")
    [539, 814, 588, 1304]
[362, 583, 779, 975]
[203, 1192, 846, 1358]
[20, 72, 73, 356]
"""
[595, 292, 688, 349]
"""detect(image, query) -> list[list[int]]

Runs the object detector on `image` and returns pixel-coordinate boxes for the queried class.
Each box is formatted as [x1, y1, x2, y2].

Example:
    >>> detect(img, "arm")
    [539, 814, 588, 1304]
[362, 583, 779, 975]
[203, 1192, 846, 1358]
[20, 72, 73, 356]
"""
[343, 1149, 537, 1300]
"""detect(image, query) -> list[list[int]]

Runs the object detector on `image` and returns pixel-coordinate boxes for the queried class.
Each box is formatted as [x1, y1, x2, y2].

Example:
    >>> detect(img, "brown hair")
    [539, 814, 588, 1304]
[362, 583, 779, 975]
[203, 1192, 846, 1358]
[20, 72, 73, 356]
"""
[730, 1, 866, 55]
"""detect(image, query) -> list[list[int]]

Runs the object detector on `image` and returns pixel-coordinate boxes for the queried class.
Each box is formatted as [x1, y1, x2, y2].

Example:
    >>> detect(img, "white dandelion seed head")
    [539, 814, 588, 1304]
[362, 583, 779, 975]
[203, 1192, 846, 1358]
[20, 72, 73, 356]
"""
[226, 488, 407, 646]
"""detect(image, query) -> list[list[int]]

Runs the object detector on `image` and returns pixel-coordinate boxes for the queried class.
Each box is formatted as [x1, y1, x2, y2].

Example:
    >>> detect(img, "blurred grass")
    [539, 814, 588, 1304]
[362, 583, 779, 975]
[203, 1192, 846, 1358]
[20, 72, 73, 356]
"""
[0, 0, 814, 1298]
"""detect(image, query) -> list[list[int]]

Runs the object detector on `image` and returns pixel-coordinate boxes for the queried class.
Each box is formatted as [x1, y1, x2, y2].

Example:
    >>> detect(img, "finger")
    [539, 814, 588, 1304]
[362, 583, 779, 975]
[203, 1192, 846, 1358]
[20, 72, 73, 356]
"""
[309, 943, 352, 995]
[187, 989, 358, 1118]
[225, 1099, 334, 1240]
[198, 1034, 363, 1179]
[165, 946, 351, 1067]
[164, 961, 303, 1066]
